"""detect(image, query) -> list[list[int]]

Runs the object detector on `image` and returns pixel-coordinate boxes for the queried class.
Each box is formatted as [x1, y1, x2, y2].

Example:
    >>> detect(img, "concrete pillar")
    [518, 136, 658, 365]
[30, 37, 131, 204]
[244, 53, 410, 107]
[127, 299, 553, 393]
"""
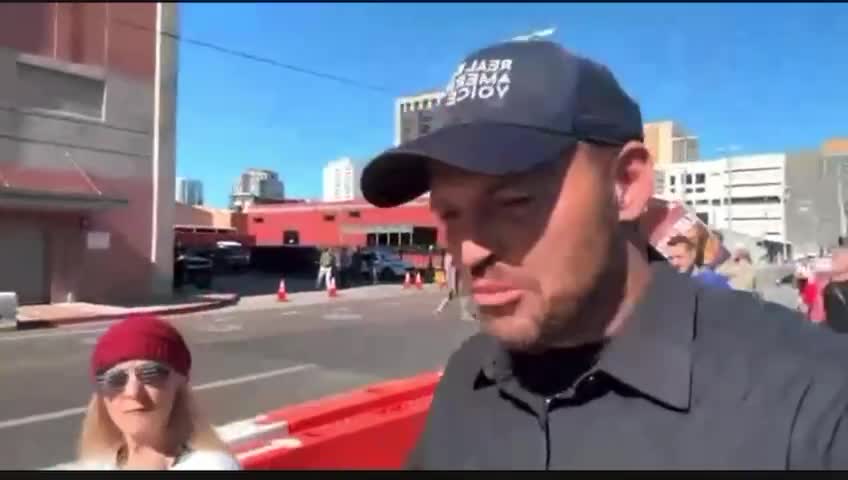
[150, 2, 179, 298]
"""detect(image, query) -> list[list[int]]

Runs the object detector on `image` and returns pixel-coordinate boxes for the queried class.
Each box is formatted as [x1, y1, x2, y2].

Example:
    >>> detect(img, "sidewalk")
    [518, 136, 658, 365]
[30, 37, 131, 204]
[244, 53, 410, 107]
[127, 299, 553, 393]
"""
[223, 282, 444, 313]
[12, 292, 240, 331]
[5, 283, 447, 332]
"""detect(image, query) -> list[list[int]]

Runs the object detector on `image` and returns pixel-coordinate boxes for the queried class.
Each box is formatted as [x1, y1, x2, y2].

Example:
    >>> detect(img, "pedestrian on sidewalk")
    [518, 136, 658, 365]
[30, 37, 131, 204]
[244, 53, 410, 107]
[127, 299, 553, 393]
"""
[73, 314, 240, 470]
[315, 248, 334, 290]
[360, 39, 848, 470]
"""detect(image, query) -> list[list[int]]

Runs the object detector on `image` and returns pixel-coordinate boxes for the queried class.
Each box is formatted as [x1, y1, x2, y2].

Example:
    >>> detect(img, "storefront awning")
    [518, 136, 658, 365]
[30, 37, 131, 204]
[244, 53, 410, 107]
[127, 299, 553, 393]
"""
[0, 161, 128, 211]
[340, 224, 415, 235]
[0, 187, 128, 211]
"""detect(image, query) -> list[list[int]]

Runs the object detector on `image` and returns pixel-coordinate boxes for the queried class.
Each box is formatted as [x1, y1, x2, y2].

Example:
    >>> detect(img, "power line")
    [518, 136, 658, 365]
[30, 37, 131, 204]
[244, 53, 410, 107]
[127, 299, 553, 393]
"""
[111, 17, 396, 96]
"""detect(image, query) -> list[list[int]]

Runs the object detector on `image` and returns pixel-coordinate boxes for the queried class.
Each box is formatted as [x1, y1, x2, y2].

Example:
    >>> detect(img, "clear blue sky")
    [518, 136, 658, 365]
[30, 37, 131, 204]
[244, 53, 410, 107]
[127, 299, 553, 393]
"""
[175, 3, 848, 208]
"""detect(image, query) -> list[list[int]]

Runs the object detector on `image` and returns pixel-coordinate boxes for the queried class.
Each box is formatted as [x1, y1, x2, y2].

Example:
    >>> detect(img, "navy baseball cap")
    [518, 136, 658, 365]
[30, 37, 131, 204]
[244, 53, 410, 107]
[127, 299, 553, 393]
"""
[360, 40, 644, 208]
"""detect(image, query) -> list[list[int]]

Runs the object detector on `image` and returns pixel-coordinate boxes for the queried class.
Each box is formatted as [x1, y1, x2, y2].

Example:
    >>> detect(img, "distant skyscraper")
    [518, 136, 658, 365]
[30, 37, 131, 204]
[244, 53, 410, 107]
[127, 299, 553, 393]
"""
[230, 168, 285, 209]
[394, 90, 445, 146]
[175, 178, 203, 206]
[323, 157, 360, 202]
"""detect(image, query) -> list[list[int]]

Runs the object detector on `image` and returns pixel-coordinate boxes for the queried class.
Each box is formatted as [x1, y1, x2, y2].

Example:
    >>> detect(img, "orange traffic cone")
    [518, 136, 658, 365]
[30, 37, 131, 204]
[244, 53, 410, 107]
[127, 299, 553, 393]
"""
[327, 276, 338, 298]
[403, 272, 411, 289]
[415, 271, 423, 290]
[277, 279, 288, 302]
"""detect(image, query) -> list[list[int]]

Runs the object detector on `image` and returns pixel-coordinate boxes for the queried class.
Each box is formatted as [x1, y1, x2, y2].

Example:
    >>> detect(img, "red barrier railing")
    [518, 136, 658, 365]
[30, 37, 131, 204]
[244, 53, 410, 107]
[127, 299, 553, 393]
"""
[236, 371, 441, 470]
[241, 396, 432, 469]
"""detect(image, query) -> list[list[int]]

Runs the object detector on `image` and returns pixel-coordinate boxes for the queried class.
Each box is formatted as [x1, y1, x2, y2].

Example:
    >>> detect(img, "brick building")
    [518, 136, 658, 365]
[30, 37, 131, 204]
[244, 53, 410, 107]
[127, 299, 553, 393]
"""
[245, 199, 442, 248]
[0, 3, 178, 304]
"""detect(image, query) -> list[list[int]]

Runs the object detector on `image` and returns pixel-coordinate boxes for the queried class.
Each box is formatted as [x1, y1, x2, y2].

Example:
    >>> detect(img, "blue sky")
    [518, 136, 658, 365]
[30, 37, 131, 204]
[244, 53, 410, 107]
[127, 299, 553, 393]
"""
[176, 3, 848, 208]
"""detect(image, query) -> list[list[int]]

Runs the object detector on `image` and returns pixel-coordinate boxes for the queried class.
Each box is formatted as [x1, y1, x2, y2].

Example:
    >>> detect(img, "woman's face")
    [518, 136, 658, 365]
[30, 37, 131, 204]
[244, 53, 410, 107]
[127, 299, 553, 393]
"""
[97, 359, 183, 440]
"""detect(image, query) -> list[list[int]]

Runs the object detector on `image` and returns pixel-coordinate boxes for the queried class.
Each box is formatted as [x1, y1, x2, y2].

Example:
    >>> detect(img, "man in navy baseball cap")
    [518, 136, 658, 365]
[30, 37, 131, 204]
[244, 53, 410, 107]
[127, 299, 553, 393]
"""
[363, 40, 848, 470]
[361, 40, 644, 208]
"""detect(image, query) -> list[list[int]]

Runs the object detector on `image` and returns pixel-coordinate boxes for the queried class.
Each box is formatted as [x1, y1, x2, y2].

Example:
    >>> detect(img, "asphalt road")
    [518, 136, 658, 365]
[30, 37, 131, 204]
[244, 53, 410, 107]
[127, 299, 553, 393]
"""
[0, 289, 476, 470]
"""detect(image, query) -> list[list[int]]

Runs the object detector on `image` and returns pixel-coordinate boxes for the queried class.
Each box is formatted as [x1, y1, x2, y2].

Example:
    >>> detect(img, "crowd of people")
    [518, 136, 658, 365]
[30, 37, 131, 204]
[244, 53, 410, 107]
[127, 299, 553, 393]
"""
[791, 251, 848, 332]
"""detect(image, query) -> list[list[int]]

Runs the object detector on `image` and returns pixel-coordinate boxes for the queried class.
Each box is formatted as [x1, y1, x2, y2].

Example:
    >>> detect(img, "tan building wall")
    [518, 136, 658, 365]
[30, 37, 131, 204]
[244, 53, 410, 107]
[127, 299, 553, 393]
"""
[644, 120, 699, 166]
[174, 203, 234, 228]
[823, 137, 848, 156]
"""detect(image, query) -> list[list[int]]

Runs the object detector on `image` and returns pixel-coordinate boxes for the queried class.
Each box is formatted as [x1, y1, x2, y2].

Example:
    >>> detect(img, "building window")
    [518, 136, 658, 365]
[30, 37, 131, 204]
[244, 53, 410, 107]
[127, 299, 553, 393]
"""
[695, 187, 705, 193]
[684, 174, 693, 185]
[695, 173, 706, 184]
[348, 210, 361, 218]
[283, 230, 299, 245]
[16, 60, 105, 119]
[323, 214, 336, 221]
[696, 212, 710, 224]
[253, 217, 264, 224]
[669, 176, 676, 186]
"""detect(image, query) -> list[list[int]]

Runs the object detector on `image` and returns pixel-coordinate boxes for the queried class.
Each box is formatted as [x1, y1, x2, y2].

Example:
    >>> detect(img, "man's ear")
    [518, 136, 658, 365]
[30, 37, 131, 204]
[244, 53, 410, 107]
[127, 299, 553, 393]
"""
[612, 141, 654, 222]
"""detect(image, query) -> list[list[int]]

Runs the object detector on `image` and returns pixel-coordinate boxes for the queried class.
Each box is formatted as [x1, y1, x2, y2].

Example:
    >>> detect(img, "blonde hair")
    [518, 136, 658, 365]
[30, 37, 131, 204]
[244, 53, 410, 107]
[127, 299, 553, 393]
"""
[77, 384, 229, 463]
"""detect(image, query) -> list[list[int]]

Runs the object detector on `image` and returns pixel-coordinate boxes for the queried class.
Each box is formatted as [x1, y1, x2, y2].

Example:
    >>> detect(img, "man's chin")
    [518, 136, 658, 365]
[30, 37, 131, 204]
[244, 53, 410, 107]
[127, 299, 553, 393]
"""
[479, 313, 543, 352]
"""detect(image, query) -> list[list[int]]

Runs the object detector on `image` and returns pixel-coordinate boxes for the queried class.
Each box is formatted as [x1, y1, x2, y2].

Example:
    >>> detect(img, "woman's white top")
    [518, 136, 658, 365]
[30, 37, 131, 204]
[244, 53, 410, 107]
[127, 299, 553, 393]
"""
[72, 450, 241, 470]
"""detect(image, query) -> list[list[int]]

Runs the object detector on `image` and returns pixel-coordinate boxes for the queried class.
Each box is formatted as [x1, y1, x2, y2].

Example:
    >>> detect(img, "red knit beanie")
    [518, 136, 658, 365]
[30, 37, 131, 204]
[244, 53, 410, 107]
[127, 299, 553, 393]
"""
[90, 314, 192, 382]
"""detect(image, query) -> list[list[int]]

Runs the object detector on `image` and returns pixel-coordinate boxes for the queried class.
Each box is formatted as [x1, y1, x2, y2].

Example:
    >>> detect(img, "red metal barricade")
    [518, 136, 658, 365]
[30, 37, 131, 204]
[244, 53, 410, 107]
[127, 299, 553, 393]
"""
[236, 371, 441, 470]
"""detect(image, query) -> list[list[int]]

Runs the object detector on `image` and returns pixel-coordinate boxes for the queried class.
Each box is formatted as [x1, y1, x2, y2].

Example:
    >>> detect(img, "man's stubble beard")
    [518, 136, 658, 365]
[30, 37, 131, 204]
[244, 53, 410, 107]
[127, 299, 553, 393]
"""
[533, 193, 630, 352]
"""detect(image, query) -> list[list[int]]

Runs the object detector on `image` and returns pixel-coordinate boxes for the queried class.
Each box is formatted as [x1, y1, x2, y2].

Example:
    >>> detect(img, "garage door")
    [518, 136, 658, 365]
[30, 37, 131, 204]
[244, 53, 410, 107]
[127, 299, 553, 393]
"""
[0, 223, 48, 305]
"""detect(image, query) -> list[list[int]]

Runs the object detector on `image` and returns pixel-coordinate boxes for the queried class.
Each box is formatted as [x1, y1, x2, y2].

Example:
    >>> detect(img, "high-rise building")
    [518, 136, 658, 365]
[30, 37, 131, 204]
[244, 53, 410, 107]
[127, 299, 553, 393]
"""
[322, 157, 360, 202]
[643, 121, 700, 166]
[394, 90, 445, 146]
[655, 150, 848, 257]
[231, 168, 285, 209]
[176, 178, 203, 206]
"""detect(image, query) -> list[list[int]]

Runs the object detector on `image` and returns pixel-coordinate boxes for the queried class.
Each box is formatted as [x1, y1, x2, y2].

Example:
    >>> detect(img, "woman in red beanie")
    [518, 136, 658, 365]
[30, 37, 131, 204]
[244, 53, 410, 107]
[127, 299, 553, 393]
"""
[74, 314, 240, 470]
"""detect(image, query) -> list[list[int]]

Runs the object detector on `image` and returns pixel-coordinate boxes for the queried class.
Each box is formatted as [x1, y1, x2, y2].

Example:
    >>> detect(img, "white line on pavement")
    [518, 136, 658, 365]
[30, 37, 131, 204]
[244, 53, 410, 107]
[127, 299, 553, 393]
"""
[0, 363, 318, 431]
[279, 310, 300, 316]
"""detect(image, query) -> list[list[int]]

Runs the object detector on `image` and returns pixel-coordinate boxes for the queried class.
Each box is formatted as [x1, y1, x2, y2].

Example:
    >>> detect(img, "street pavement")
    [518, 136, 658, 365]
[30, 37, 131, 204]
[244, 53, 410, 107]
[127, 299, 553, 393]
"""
[0, 288, 475, 470]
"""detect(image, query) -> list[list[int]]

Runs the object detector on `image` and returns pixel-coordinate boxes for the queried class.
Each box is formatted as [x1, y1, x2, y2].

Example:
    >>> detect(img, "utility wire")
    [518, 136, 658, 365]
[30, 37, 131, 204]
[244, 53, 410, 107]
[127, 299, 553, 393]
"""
[111, 17, 396, 96]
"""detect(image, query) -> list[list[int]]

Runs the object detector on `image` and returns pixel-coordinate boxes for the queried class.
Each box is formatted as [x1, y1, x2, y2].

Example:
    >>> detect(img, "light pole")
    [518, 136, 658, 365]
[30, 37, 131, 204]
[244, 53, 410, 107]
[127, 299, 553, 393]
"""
[716, 145, 741, 232]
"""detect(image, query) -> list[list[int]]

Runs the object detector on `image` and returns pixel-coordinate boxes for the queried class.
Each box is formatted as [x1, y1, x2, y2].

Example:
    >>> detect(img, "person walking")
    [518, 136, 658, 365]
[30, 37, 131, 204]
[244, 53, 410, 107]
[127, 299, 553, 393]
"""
[74, 314, 240, 470]
[720, 245, 758, 293]
[360, 39, 848, 469]
[315, 248, 334, 290]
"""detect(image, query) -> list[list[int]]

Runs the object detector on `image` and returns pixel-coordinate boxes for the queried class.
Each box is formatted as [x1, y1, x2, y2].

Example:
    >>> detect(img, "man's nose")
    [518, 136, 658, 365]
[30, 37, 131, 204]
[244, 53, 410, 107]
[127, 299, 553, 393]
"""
[460, 239, 493, 274]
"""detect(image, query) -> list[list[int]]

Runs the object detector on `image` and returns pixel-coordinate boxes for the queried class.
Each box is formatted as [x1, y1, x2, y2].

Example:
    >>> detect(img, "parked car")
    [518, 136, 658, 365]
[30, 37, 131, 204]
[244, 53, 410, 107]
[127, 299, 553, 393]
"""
[211, 240, 251, 272]
[173, 250, 214, 290]
[360, 248, 415, 281]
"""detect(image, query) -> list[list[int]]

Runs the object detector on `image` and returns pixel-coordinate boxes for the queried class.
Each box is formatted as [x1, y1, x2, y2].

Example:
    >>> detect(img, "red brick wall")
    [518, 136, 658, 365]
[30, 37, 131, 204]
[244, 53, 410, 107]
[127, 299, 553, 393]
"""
[0, 2, 155, 79]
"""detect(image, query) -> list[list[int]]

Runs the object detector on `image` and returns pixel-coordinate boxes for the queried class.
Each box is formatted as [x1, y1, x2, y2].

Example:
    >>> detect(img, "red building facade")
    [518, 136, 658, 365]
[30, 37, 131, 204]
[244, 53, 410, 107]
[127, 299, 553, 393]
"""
[0, 3, 178, 304]
[244, 199, 444, 248]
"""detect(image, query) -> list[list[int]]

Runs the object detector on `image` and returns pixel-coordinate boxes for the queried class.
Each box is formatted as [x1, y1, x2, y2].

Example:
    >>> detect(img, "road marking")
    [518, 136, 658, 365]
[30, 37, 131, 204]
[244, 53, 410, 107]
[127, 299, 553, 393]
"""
[0, 363, 317, 431]
[200, 324, 243, 333]
[0, 327, 108, 342]
[279, 310, 299, 316]
[79, 336, 99, 345]
[213, 315, 233, 323]
[322, 312, 363, 321]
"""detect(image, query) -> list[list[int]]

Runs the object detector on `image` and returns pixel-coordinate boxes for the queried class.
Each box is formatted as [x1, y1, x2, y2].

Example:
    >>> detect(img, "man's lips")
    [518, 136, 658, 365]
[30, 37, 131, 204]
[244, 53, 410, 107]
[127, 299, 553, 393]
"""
[471, 281, 523, 307]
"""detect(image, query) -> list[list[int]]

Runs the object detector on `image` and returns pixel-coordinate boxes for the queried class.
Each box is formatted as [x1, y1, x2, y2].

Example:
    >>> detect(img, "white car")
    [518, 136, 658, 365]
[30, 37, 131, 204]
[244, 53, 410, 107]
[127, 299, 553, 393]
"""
[360, 249, 415, 281]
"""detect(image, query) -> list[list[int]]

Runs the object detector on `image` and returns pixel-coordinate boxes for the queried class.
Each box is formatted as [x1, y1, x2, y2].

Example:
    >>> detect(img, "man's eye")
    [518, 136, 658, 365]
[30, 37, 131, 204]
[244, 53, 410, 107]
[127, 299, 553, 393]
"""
[500, 196, 532, 207]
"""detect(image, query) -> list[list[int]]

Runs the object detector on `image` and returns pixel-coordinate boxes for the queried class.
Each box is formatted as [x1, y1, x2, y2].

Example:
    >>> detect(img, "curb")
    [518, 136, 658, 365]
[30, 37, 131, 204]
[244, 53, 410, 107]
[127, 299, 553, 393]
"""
[15, 294, 241, 331]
